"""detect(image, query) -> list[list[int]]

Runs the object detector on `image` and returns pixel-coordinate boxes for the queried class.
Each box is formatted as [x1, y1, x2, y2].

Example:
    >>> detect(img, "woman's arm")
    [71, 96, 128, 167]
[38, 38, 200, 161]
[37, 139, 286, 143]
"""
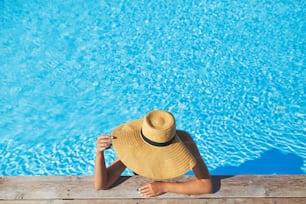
[138, 130, 212, 197]
[161, 157, 212, 195]
[94, 135, 126, 190]
[139, 177, 212, 197]
[138, 162, 212, 197]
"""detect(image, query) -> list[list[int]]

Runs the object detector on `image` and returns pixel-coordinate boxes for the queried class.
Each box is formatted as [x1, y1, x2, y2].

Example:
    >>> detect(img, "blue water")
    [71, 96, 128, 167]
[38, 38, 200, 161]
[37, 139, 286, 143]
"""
[0, 0, 305, 176]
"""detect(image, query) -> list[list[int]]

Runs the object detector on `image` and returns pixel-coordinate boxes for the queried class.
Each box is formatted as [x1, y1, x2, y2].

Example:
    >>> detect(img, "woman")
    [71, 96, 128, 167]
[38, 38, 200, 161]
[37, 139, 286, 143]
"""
[94, 110, 212, 197]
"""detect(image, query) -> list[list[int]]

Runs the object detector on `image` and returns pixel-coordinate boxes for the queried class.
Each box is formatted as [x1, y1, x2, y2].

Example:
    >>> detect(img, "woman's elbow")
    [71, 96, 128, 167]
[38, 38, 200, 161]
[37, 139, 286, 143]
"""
[199, 178, 213, 194]
[94, 182, 109, 191]
[94, 183, 103, 191]
[95, 185, 109, 191]
[95, 186, 102, 191]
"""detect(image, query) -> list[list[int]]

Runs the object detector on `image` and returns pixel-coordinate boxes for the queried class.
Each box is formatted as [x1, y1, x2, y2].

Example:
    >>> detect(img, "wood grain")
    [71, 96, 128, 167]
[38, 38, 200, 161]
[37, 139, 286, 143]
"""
[0, 175, 305, 203]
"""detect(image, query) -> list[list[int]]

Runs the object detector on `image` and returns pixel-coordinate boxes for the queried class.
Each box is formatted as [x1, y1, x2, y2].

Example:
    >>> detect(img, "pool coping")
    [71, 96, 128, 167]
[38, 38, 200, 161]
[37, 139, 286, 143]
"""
[1, 175, 305, 203]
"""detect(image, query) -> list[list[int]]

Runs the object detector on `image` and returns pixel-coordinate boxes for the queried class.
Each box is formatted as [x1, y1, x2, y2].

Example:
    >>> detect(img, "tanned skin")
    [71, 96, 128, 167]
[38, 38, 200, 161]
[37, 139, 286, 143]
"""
[94, 130, 212, 197]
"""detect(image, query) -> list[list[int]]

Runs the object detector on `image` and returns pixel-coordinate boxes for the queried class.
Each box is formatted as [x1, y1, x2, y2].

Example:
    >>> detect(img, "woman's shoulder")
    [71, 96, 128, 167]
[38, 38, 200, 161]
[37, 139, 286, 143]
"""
[177, 130, 201, 157]
[177, 130, 194, 142]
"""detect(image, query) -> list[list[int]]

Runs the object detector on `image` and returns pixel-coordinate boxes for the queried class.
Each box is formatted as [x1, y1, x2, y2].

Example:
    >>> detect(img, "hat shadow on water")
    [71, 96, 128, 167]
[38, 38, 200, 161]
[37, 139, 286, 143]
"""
[211, 148, 303, 175]
[210, 148, 304, 193]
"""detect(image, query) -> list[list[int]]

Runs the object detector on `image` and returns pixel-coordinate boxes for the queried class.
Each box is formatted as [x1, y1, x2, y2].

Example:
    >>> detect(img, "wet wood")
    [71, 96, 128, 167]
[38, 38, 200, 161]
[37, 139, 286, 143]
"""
[0, 175, 305, 203]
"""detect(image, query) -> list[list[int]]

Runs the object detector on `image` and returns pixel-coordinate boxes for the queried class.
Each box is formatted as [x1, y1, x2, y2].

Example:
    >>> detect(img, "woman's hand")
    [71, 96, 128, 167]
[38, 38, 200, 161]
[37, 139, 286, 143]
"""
[138, 181, 165, 197]
[96, 135, 113, 153]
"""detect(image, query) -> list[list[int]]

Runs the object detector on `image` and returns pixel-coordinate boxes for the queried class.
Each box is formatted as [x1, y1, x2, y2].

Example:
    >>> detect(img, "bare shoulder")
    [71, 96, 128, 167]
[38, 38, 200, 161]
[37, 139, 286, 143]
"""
[177, 130, 211, 179]
[177, 130, 201, 157]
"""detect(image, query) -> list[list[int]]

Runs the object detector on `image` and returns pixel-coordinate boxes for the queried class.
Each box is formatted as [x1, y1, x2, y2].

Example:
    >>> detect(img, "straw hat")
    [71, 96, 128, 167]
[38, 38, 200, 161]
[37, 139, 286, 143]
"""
[112, 110, 196, 179]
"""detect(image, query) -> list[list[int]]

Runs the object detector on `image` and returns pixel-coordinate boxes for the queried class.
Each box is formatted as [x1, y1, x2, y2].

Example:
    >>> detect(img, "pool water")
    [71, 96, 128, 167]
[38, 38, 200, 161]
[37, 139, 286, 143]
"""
[0, 0, 305, 176]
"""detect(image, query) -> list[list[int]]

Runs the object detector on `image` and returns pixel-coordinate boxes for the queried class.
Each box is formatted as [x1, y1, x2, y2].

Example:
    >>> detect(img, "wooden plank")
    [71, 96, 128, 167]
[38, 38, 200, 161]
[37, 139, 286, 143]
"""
[0, 176, 305, 200]
[1, 199, 306, 204]
[211, 175, 306, 197]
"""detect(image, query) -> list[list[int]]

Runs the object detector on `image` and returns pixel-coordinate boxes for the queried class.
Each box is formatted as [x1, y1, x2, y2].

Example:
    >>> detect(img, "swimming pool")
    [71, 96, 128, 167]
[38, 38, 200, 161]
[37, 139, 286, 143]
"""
[1, 0, 305, 176]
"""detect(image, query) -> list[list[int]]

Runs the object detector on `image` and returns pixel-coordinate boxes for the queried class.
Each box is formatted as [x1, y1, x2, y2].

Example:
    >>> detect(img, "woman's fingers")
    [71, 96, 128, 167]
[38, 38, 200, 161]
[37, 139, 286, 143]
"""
[138, 186, 151, 197]
[98, 135, 112, 141]
[96, 135, 113, 152]
[97, 135, 113, 143]
[138, 182, 164, 197]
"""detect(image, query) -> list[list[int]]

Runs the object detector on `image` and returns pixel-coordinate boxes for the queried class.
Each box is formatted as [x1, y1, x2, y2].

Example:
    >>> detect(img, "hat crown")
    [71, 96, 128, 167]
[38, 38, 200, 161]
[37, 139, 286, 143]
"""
[142, 110, 176, 143]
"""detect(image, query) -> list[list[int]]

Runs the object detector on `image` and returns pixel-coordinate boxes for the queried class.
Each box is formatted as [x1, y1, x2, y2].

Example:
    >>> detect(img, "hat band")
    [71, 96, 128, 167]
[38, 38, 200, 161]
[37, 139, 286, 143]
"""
[141, 129, 176, 147]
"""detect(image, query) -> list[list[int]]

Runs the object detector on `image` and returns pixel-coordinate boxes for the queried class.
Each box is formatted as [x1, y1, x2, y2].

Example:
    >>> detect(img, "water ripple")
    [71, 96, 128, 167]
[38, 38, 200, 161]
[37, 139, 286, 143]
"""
[1, 0, 305, 175]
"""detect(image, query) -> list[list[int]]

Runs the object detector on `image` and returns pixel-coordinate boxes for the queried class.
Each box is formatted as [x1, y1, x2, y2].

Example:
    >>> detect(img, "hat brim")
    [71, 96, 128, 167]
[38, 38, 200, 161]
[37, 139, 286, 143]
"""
[112, 119, 196, 179]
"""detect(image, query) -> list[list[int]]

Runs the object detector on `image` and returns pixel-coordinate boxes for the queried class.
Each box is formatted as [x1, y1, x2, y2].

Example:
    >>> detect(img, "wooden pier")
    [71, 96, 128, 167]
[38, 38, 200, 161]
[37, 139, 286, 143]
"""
[1, 175, 305, 203]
